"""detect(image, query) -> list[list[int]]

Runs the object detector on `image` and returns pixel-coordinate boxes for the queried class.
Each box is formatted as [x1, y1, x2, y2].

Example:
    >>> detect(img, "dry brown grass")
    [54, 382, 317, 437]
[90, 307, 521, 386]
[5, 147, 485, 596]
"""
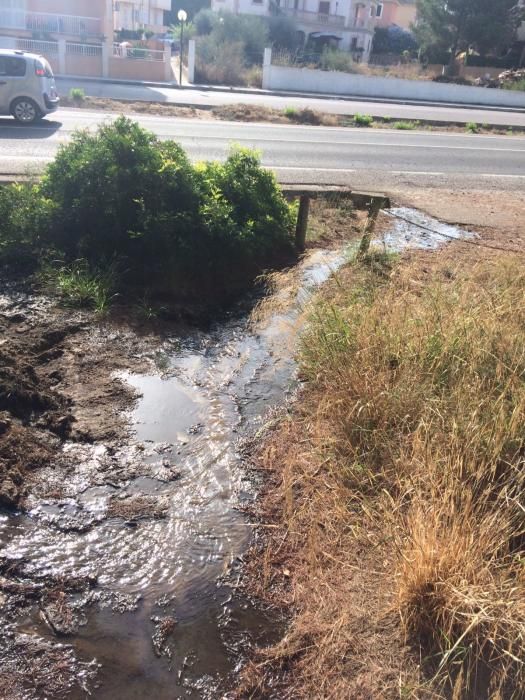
[241, 248, 525, 699]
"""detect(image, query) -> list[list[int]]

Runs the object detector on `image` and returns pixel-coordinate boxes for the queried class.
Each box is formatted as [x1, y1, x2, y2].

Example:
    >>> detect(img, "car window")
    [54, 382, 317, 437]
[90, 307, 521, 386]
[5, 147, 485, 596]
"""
[1, 56, 27, 77]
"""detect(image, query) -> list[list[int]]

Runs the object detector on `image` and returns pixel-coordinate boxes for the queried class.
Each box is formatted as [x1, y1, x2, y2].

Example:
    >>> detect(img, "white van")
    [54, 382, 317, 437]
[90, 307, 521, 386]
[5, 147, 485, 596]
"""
[0, 49, 59, 124]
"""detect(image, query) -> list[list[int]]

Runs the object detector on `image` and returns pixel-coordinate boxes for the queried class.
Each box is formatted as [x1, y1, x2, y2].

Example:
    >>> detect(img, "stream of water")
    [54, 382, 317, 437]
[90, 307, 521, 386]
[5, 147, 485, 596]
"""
[0, 210, 474, 698]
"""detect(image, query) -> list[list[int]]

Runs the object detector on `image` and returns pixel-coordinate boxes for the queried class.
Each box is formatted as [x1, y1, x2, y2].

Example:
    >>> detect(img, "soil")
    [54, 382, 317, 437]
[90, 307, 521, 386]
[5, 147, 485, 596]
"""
[60, 95, 525, 136]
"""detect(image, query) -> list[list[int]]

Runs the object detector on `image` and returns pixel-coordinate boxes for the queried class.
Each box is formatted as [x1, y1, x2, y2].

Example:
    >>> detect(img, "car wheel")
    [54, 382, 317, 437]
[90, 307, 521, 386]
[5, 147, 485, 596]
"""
[11, 97, 42, 124]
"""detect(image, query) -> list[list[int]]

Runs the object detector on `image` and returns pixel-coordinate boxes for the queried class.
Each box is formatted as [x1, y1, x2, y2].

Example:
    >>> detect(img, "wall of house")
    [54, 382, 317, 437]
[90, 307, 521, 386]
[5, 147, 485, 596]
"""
[374, 1, 416, 30]
[108, 54, 167, 80]
[65, 52, 103, 77]
[26, 0, 105, 17]
[262, 62, 525, 107]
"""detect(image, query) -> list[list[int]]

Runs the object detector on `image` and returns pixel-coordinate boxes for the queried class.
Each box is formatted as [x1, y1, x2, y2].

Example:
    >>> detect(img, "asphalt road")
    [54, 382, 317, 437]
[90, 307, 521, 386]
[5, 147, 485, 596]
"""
[56, 77, 525, 129]
[0, 109, 524, 191]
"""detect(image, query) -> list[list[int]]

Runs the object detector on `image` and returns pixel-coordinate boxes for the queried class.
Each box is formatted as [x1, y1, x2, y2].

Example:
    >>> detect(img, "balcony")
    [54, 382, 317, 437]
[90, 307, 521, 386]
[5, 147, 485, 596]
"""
[281, 8, 346, 27]
[0, 10, 102, 37]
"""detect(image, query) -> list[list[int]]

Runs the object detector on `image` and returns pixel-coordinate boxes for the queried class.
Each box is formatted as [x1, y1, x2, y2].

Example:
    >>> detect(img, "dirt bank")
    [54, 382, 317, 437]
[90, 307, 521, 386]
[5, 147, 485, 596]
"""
[237, 191, 525, 699]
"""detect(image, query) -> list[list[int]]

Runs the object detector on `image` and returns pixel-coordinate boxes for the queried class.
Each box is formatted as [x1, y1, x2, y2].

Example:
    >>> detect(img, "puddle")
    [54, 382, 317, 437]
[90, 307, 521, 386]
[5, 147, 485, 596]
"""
[0, 211, 474, 697]
[377, 207, 476, 251]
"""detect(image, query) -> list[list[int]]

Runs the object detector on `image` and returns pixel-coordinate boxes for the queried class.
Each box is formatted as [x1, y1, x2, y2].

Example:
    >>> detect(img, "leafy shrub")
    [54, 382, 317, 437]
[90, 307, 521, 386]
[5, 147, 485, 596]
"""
[267, 15, 300, 50]
[319, 48, 354, 73]
[354, 113, 373, 127]
[69, 88, 85, 103]
[284, 106, 298, 119]
[372, 26, 418, 55]
[466, 121, 478, 133]
[2, 118, 295, 304]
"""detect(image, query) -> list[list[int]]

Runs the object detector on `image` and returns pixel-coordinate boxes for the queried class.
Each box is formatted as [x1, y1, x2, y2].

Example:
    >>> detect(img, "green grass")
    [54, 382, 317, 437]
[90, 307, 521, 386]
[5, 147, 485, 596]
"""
[69, 87, 85, 102]
[503, 78, 525, 92]
[466, 121, 478, 134]
[42, 260, 117, 313]
[353, 113, 373, 127]
[284, 106, 298, 119]
[393, 120, 417, 130]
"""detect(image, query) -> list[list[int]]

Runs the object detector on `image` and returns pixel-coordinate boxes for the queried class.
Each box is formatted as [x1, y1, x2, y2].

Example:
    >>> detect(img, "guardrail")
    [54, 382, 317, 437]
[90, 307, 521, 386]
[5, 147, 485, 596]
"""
[112, 43, 165, 61]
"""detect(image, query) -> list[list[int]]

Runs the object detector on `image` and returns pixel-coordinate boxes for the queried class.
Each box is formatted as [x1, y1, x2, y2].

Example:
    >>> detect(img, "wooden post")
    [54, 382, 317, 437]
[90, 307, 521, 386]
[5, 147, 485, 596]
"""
[295, 195, 310, 252]
[358, 197, 384, 258]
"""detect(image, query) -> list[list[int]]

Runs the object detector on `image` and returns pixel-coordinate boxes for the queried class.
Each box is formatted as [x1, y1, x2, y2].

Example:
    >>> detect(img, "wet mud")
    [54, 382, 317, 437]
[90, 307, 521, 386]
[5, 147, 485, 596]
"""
[0, 210, 473, 699]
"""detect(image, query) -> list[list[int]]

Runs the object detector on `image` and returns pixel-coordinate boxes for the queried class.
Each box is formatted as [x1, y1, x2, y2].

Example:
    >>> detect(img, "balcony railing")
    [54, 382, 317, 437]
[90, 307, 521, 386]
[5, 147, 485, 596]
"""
[0, 10, 101, 37]
[281, 8, 346, 27]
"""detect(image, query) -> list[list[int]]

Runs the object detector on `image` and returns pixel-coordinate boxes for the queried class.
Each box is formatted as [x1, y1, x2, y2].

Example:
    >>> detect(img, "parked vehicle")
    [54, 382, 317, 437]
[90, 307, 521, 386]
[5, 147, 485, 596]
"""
[0, 49, 59, 124]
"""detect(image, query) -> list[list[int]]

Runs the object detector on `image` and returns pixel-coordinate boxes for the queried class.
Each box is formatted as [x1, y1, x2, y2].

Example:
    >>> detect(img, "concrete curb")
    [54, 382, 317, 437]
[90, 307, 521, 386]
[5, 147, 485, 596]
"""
[55, 76, 525, 115]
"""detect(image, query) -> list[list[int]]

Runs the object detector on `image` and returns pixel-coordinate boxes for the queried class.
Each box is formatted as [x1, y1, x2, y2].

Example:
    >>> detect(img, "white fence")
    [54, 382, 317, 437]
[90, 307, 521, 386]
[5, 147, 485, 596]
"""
[67, 42, 103, 57]
[261, 50, 525, 108]
[11, 38, 59, 55]
[112, 43, 165, 62]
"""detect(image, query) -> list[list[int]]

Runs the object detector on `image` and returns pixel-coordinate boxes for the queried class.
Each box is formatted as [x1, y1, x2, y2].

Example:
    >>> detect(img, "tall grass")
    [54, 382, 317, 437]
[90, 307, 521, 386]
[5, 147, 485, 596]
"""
[41, 260, 117, 312]
[248, 252, 525, 697]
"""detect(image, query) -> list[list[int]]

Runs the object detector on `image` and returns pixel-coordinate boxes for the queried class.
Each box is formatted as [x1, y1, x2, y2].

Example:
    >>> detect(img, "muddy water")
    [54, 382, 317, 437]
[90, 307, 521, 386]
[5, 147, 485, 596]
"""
[0, 210, 474, 698]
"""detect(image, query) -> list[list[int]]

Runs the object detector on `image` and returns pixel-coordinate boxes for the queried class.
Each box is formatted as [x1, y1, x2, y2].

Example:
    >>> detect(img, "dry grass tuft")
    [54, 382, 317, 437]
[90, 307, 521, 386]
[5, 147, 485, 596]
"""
[241, 250, 525, 698]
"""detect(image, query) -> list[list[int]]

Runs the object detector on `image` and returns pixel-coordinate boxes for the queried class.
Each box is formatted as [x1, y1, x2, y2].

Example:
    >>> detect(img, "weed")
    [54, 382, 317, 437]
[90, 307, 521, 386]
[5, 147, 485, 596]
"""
[283, 106, 298, 119]
[69, 88, 85, 103]
[466, 121, 478, 133]
[42, 259, 117, 312]
[393, 120, 417, 130]
[354, 113, 373, 127]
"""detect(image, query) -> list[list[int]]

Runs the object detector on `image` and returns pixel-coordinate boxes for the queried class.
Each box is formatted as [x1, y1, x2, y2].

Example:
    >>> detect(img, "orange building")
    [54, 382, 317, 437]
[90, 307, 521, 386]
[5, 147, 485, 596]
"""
[373, 0, 417, 31]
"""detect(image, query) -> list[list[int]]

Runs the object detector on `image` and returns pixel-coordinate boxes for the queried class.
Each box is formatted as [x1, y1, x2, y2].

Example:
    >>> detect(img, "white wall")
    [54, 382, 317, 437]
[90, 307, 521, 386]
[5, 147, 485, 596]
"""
[263, 63, 525, 107]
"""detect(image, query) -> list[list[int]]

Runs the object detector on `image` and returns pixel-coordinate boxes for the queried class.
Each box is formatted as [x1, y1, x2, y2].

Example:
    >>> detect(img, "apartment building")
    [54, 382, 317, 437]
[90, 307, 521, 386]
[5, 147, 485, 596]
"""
[113, 0, 171, 34]
[211, 0, 381, 60]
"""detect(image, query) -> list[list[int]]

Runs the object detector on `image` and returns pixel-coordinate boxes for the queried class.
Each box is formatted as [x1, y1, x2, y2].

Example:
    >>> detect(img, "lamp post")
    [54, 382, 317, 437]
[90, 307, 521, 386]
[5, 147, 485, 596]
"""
[177, 9, 187, 87]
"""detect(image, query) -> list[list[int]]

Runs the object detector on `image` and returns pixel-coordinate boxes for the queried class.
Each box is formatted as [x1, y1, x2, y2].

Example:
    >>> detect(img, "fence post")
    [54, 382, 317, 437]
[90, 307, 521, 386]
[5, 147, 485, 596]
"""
[187, 39, 195, 84]
[164, 45, 172, 82]
[262, 47, 272, 90]
[102, 41, 110, 78]
[295, 195, 310, 252]
[58, 38, 66, 76]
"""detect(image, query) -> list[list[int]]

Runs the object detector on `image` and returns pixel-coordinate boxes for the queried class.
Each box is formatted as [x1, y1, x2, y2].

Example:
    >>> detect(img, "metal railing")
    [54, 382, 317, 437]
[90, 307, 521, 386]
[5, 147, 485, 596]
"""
[112, 43, 165, 61]
[281, 8, 345, 26]
[0, 10, 101, 36]
[66, 42, 103, 57]
[15, 38, 59, 55]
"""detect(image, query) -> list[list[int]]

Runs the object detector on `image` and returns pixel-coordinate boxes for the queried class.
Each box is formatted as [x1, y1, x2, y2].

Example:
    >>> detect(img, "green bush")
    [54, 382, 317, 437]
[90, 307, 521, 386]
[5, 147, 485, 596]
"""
[466, 121, 478, 133]
[1, 118, 295, 304]
[393, 120, 417, 130]
[69, 87, 85, 102]
[319, 48, 354, 73]
[195, 37, 248, 85]
[354, 113, 373, 127]
[194, 8, 218, 35]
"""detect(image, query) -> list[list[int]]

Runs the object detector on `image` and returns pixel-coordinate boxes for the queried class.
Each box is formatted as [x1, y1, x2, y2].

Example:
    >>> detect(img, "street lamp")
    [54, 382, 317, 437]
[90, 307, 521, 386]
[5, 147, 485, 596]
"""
[177, 9, 187, 87]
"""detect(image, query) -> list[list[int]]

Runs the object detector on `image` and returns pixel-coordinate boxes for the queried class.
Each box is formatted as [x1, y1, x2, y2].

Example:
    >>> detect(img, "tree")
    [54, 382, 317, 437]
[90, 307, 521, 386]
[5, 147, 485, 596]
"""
[415, 0, 519, 72]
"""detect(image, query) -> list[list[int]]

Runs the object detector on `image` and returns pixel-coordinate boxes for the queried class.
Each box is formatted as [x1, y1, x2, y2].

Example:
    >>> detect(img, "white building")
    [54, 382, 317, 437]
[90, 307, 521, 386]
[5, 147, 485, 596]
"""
[211, 0, 381, 61]
[113, 0, 170, 33]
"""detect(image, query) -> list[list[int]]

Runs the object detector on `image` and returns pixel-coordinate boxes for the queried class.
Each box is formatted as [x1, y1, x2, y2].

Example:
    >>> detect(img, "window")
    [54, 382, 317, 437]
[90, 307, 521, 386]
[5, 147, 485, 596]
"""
[351, 37, 358, 50]
[0, 56, 26, 77]
[376, 3, 383, 17]
[252, 0, 263, 4]
[319, 1, 330, 14]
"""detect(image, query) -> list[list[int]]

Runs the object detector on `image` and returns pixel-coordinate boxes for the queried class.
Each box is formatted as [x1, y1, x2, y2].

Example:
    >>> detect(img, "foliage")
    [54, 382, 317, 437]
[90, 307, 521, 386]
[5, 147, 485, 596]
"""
[267, 15, 300, 50]
[353, 113, 373, 127]
[165, 0, 209, 23]
[284, 106, 297, 118]
[372, 26, 419, 55]
[319, 47, 354, 73]
[41, 259, 117, 312]
[0, 118, 295, 304]
[69, 88, 85, 103]
[393, 120, 417, 129]
[415, 0, 519, 70]
[195, 37, 249, 85]
[504, 77, 525, 91]
[193, 8, 218, 35]
[466, 121, 478, 133]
